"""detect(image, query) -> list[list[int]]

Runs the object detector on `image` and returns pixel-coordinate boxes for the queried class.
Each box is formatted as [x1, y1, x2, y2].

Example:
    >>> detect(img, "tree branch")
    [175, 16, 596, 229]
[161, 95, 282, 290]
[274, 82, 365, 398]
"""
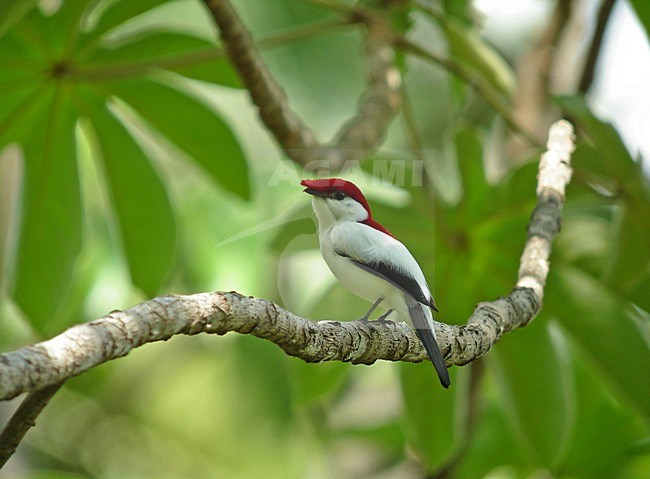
[0, 120, 574, 403]
[508, 0, 573, 157]
[396, 38, 539, 146]
[202, 0, 401, 171]
[324, 16, 401, 168]
[203, 0, 321, 164]
[578, 0, 616, 94]
[0, 382, 64, 467]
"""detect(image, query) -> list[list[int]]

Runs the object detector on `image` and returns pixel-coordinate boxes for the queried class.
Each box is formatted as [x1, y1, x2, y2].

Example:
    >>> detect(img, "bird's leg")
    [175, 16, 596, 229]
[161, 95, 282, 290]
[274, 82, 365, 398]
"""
[376, 309, 394, 323]
[359, 298, 384, 322]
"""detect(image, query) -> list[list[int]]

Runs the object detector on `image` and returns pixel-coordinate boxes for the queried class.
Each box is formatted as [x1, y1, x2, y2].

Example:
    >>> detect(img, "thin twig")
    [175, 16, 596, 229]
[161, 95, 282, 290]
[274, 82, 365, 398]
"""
[324, 15, 401, 170]
[517, 0, 573, 148]
[202, 0, 401, 171]
[413, 0, 444, 22]
[578, 0, 617, 94]
[75, 18, 350, 82]
[301, 0, 356, 14]
[0, 381, 65, 468]
[396, 38, 540, 146]
[411, 0, 542, 146]
[203, 0, 321, 164]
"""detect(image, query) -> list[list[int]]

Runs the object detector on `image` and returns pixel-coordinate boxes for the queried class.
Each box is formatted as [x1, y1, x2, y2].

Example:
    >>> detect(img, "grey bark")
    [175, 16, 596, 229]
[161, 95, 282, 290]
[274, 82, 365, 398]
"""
[203, 0, 401, 171]
[0, 120, 575, 402]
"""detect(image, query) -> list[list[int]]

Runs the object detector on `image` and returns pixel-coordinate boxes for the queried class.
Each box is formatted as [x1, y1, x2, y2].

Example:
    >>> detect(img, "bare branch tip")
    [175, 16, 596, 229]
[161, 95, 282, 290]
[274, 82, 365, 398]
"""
[548, 119, 576, 157]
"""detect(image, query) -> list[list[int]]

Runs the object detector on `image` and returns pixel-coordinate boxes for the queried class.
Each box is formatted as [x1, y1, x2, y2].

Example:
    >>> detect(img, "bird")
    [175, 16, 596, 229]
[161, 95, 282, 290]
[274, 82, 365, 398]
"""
[301, 178, 450, 388]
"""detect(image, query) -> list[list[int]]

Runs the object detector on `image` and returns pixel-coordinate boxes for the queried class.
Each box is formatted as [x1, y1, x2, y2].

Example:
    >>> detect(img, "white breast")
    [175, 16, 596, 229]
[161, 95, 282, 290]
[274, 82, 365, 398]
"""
[318, 223, 426, 323]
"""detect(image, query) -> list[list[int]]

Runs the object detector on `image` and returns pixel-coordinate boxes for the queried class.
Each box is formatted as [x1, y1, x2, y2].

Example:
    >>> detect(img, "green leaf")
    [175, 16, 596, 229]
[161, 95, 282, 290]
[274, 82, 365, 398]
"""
[0, 34, 45, 91]
[604, 199, 650, 311]
[24, 471, 90, 479]
[0, 88, 47, 147]
[455, 383, 530, 478]
[109, 78, 249, 199]
[77, 87, 176, 296]
[555, 201, 613, 278]
[83, 32, 241, 87]
[89, 0, 169, 39]
[555, 95, 644, 194]
[26, 1, 89, 57]
[494, 158, 538, 211]
[442, 0, 473, 24]
[441, 16, 516, 97]
[556, 349, 646, 478]
[0, 9, 51, 66]
[0, 34, 47, 131]
[555, 96, 650, 309]
[546, 265, 650, 421]
[571, 141, 619, 194]
[4, 85, 82, 330]
[400, 363, 463, 471]
[455, 127, 489, 223]
[493, 320, 574, 466]
[0, 0, 36, 38]
[629, 0, 650, 41]
[431, 250, 475, 320]
[472, 211, 529, 285]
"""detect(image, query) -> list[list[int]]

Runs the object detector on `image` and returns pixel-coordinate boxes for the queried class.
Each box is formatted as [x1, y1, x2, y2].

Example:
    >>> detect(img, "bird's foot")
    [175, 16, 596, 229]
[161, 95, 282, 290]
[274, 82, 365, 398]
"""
[358, 298, 384, 322]
[376, 309, 394, 324]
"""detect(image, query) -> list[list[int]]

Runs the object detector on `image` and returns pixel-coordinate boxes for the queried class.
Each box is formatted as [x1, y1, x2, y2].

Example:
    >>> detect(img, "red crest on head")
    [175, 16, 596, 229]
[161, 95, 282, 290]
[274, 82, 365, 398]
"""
[300, 178, 370, 212]
[300, 178, 393, 237]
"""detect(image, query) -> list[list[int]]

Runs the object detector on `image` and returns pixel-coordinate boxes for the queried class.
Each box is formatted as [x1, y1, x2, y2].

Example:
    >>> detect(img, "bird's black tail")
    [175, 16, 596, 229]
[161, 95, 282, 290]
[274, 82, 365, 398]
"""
[408, 302, 451, 389]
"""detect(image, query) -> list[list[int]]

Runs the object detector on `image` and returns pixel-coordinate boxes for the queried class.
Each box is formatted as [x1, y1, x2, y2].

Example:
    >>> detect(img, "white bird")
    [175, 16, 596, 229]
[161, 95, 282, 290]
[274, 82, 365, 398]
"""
[301, 178, 450, 388]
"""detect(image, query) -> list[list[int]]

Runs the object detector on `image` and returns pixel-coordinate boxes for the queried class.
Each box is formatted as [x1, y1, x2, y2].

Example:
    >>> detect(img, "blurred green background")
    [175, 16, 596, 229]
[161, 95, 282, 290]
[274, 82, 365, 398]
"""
[0, 0, 649, 478]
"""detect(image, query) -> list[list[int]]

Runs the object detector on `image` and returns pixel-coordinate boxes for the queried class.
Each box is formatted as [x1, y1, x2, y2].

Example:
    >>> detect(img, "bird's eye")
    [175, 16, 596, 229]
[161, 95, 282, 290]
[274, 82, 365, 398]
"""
[332, 190, 346, 201]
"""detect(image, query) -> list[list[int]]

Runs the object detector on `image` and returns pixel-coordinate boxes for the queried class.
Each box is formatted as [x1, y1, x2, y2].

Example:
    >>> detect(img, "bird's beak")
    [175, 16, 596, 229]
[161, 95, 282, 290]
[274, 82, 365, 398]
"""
[303, 187, 328, 198]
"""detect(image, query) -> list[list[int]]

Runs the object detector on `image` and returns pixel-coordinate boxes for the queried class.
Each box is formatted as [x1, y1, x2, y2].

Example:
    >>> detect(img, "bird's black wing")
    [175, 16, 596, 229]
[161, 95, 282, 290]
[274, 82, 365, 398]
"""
[341, 251, 450, 388]
[336, 251, 438, 312]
